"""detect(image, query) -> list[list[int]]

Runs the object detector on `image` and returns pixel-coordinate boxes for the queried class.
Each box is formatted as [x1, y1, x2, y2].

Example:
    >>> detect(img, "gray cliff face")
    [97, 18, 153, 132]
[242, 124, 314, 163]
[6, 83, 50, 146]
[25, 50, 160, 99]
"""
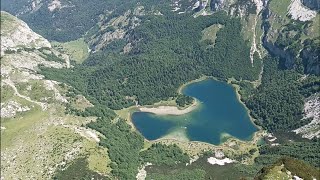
[210, 0, 226, 11]
[263, 40, 296, 69]
[301, 0, 320, 11]
[301, 42, 320, 75]
[261, 0, 320, 76]
[263, 35, 320, 76]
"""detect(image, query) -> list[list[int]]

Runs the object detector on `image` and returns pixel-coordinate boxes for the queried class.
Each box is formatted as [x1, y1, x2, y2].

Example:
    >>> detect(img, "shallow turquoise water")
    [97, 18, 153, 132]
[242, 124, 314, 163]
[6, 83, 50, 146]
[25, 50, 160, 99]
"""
[131, 79, 258, 145]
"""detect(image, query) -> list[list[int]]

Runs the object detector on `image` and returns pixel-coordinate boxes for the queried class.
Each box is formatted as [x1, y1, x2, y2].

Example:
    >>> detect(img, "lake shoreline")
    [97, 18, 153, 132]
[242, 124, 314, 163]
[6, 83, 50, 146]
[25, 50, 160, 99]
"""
[151, 130, 266, 158]
[116, 76, 262, 148]
[179, 76, 260, 130]
[138, 99, 199, 116]
[227, 79, 261, 130]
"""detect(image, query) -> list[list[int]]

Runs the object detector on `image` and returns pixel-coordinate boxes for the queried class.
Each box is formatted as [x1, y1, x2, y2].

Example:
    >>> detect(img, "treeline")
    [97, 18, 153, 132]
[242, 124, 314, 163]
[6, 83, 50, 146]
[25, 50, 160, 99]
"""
[299, 75, 320, 97]
[140, 143, 189, 166]
[41, 12, 261, 110]
[53, 158, 110, 180]
[147, 169, 206, 180]
[246, 56, 308, 132]
[257, 139, 320, 168]
[88, 117, 144, 179]
[176, 95, 194, 107]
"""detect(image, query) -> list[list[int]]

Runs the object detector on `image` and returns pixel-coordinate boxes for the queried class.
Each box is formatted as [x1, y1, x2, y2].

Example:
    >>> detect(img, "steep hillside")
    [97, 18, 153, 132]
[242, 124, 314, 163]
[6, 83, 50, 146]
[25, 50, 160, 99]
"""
[255, 157, 320, 180]
[0, 12, 111, 179]
[1, 0, 320, 179]
[0, 0, 199, 42]
[1, 0, 265, 62]
[256, 0, 320, 139]
[1, 0, 111, 41]
[263, 0, 319, 75]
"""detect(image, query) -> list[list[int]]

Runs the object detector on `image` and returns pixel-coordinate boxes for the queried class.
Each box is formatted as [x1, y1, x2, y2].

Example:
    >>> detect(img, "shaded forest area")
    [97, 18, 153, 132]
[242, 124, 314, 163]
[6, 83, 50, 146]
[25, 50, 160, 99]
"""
[41, 12, 261, 110]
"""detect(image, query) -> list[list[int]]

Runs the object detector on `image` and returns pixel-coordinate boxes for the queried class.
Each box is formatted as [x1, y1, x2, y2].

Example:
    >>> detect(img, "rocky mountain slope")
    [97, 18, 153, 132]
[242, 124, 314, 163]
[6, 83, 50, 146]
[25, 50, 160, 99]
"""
[259, 0, 320, 139]
[262, 0, 319, 75]
[1, 0, 265, 62]
[1, 11, 110, 179]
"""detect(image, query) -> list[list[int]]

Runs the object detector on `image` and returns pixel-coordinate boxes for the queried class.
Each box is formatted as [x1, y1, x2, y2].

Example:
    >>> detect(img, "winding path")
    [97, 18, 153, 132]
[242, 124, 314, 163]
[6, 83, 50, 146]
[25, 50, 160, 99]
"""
[2, 78, 47, 110]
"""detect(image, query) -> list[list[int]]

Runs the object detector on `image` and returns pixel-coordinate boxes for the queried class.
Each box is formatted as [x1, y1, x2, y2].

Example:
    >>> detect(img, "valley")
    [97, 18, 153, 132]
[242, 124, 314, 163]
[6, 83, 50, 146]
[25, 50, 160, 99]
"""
[1, 0, 319, 179]
[132, 78, 258, 145]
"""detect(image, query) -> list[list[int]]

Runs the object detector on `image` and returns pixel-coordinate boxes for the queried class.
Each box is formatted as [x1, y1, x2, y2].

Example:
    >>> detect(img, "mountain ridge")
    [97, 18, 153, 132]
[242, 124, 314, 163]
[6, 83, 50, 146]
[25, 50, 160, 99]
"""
[1, 0, 319, 179]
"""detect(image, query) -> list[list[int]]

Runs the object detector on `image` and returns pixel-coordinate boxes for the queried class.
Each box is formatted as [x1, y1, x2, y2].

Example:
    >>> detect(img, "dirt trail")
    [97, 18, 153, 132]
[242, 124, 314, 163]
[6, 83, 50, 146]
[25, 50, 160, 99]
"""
[2, 78, 47, 110]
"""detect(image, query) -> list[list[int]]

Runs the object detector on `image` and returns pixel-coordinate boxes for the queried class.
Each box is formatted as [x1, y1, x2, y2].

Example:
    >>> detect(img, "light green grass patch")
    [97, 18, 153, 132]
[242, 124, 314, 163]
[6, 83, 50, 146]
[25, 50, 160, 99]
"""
[1, 107, 46, 149]
[0, 11, 19, 35]
[269, 0, 291, 18]
[308, 14, 320, 39]
[115, 107, 137, 121]
[1, 85, 15, 103]
[52, 38, 89, 63]
[46, 126, 83, 158]
[268, 15, 289, 43]
[264, 165, 292, 180]
[201, 24, 223, 46]
[16, 80, 55, 103]
[85, 140, 112, 174]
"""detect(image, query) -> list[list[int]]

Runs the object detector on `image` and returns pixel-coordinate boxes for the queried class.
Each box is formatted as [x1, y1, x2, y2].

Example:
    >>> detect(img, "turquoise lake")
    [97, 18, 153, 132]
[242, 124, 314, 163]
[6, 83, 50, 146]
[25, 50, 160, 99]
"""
[131, 79, 258, 145]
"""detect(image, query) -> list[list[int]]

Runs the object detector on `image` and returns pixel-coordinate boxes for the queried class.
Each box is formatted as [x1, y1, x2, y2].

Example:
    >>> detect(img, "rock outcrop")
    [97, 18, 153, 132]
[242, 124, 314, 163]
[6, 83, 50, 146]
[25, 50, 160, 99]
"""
[294, 93, 320, 139]
[1, 11, 105, 180]
[1, 11, 51, 55]
[261, 0, 319, 75]
[288, 0, 317, 21]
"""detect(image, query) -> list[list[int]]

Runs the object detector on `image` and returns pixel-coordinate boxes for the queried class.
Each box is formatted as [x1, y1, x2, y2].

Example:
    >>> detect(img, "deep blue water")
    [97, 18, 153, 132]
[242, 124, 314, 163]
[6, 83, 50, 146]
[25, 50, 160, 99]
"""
[131, 79, 258, 145]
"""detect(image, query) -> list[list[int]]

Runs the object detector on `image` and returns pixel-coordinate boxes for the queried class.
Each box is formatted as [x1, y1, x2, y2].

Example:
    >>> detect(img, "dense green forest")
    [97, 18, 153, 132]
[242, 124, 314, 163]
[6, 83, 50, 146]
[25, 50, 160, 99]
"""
[246, 56, 311, 132]
[53, 158, 110, 180]
[176, 95, 194, 107]
[147, 169, 206, 180]
[88, 118, 144, 179]
[41, 11, 261, 109]
[140, 143, 189, 166]
[144, 140, 320, 179]
[257, 139, 320, 167]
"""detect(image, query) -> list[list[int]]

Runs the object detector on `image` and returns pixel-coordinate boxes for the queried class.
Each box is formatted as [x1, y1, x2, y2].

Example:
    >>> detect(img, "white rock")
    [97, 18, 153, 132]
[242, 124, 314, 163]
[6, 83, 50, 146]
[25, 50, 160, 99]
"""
[288, 0, 317, 21]
[48, 0, 61, 12]
[293, 175, 303, 180]
[207, 157, 234, 165]
[1, 12, 51, 55]
[136, 163, 152, 180]
[294, 94, 320, 139]
[1, 100, 30, 118]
